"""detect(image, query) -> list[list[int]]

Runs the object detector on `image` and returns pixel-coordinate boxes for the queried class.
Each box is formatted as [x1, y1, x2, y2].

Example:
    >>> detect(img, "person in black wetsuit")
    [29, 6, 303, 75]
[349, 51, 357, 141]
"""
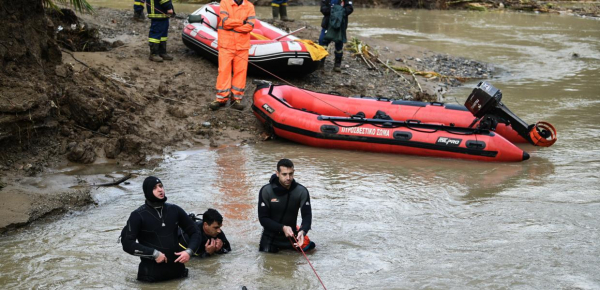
[178, 208, 231, 258]
[258, 158, 315, 253]
[121, 176, 200, 282]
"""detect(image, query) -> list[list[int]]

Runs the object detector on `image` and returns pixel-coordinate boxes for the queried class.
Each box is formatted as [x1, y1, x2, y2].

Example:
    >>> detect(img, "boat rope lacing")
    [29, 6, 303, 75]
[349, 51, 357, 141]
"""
[329, 119, 484, 136]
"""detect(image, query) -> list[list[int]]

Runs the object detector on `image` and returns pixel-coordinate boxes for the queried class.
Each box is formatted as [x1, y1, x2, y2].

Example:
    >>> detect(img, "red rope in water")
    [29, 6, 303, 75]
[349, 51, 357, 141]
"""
[289, 236, 327, 290]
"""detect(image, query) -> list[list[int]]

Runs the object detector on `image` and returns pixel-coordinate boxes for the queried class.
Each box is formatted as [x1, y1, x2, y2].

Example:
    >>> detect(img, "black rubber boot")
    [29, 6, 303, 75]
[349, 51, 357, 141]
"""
[272, 6, 279, 20]
[133, 10, 145, 22]
[149, 43, 163, 62]
[280, 5, 294, 22]
[334, 53, 342, 72]
[159, 42, 173, 61]
[333, 62, 341, 72]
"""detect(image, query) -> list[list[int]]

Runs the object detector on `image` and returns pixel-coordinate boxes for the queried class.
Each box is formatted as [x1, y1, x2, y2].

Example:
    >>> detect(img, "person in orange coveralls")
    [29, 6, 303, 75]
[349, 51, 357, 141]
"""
[209, 0, 256, 111]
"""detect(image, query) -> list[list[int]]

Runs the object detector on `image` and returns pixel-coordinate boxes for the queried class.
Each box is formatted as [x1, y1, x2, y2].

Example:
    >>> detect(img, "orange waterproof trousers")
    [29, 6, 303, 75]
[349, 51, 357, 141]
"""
[215, 49, 249, 103]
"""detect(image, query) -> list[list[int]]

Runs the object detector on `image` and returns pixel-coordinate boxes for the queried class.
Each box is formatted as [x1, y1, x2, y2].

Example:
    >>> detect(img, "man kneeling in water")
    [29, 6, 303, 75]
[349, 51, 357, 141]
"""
[121, 176, 200, 282]
[179, 208, 231, 257]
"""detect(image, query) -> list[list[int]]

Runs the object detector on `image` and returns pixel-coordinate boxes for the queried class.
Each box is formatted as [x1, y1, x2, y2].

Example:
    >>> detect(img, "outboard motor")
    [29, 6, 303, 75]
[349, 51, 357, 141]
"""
[465, 82, 557, 147]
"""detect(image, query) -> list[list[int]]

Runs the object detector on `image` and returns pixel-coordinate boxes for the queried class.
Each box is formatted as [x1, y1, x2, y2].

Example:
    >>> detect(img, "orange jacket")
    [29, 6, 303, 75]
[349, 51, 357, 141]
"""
[218, 0, 256, 50]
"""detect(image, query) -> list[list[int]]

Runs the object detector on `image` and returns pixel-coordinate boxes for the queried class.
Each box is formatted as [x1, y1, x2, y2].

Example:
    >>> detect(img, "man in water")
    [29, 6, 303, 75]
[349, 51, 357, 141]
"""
[121, 176, 200, 282]
[179, 208, 231, 258]
[258, 159, 315, 253]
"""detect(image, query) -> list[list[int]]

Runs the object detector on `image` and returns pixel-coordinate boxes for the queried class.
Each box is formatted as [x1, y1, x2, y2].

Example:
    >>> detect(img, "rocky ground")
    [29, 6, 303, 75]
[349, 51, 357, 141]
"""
[0, 6, 498, 233]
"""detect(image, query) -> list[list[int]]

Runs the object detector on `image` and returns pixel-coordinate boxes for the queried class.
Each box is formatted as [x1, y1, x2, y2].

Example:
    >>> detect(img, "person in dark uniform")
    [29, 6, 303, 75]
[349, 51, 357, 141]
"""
[178, 208, 231, 258]
[133, 0, 145, 21]
[258, 159, 316, 253]
[146, 0, 175, 62]
[121, 176, 200, 282]
[271, 0, 294, 22]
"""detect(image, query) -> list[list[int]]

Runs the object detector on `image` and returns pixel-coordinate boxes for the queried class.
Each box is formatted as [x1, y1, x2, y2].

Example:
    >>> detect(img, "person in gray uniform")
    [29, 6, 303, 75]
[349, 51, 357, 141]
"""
[258, 159, 315, 253]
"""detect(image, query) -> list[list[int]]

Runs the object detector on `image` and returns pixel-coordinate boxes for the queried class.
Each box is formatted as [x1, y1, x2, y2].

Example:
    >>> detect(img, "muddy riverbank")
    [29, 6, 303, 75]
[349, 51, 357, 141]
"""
[0, 172, 92, 233]
[0, 4, 497, 233]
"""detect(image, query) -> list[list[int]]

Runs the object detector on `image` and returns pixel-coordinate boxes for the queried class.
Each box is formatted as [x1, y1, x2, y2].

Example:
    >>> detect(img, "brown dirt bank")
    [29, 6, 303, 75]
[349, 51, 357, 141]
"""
[0, 172, 92, 234]
[0, 3, 496, 233]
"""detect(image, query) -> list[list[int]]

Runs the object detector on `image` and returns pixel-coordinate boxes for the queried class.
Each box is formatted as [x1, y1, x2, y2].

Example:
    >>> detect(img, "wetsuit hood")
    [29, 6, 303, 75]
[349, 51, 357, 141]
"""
[269, 173, 298, 195]
[143, 176, 167, 205]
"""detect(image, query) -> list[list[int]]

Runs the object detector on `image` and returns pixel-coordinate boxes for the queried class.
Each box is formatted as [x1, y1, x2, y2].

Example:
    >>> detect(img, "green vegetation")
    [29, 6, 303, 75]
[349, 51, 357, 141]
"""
[467, 3, 487, 11]
[43, 0, 94, 14]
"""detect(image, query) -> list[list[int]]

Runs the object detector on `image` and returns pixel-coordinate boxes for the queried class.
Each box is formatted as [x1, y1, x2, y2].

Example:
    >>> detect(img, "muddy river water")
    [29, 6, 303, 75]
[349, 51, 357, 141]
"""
[1, 3, 599, 289]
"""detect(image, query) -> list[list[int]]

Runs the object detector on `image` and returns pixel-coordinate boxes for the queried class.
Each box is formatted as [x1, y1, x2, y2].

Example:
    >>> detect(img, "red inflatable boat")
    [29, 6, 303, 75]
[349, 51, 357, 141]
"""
[182, 3, 320, 75]
[252, 81, 557, 162]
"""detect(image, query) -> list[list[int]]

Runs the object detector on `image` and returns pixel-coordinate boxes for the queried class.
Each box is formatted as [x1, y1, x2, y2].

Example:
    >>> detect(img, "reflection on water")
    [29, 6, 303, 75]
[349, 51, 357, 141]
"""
[1, 3, 599, 289]
[213, 146, 254, 222]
